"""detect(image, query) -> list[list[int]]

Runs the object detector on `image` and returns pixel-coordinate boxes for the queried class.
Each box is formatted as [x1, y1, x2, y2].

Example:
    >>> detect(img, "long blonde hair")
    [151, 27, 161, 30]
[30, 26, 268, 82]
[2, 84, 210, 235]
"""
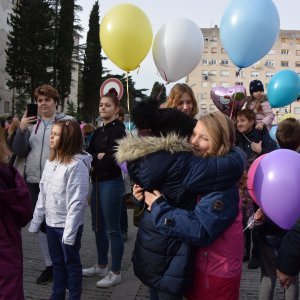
[166, 83, 199, 117]
[199, 111, 235, 157]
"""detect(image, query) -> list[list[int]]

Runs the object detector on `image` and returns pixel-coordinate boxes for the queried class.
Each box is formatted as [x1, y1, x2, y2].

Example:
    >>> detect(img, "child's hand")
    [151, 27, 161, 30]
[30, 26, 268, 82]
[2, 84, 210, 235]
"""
[133, 184, 144, 201]
[145, 190, 162, 211]
[255, 123, 264, 130]
[254, 208, 264, 222]
[251, 141, 262, 154]
[97, 152, 105, 160]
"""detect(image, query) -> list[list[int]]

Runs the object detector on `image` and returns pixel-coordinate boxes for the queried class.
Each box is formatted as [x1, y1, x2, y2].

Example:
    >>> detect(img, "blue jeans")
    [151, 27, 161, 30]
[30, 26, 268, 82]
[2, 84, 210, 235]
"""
[120, 196, 128, 234]
[91, 176, 124, 272]
[47, 225, 83, 300]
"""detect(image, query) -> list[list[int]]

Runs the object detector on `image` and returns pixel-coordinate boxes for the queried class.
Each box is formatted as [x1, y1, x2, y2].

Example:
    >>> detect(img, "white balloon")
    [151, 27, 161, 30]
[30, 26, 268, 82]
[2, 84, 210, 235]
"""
[152, 18, 204, 82]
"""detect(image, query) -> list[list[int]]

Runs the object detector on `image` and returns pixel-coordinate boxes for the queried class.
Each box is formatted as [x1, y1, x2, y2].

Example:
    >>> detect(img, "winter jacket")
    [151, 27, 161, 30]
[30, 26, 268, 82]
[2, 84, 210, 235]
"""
[245, 96, 274, 130]
[276, 220, 300, 276]
[13, 112, 72, 183]
[116, 134, 245, 294]
[87, 119, 126, 182]
[235, 127, 278, 163]
[0, 164, 32, 300]
[184, 199, 243, 300]
[28, 152, 92, 245]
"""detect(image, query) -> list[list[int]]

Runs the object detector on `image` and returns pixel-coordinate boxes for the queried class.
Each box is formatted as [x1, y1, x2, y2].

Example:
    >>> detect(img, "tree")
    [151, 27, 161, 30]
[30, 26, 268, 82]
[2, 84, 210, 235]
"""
[5, 0, 56, 101]
[56, 0, 75, 110]
[150, 82, 167, 104]
[81, 1, 102, 122]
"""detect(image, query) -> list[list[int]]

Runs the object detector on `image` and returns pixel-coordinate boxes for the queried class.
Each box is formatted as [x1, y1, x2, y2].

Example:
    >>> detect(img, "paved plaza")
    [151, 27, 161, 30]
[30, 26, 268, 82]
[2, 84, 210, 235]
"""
[23, 209, 288, 299]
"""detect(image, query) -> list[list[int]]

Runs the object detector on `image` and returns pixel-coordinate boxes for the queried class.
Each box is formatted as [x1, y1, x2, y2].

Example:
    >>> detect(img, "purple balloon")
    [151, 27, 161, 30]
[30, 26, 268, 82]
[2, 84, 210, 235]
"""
[253, 149, 300, 229]
[118, 161, 128, 174]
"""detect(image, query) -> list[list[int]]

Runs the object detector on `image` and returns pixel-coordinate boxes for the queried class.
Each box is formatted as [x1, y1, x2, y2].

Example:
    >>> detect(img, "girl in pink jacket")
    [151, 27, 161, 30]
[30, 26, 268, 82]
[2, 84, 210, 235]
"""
[246, 80, 274, 131]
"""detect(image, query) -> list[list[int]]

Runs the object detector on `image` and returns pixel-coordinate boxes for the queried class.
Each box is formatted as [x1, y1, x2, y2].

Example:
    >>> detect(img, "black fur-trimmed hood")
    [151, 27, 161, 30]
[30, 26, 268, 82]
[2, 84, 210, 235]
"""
[115, 133, 193, 163]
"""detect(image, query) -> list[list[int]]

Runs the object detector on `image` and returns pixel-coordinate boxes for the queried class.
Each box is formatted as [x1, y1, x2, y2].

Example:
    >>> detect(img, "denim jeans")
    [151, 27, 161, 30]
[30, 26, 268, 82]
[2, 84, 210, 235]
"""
[120, 196, 128, 234]
[46, 225, 83, 300]
[91, 176, 125, 272]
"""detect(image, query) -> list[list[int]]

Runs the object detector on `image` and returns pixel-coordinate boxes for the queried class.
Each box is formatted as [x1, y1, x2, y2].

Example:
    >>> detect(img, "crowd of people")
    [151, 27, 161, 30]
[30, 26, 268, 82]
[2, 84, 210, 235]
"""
[0, 81, 299, 300]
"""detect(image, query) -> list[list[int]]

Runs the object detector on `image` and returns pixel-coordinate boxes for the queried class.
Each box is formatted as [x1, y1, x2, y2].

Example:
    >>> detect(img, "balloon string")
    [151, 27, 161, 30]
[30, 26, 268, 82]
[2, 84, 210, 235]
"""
[156, 84, 165, 102]
[136, 65, 141, 75]
[235, 67, 242, 77]
[230, 90, 237, 120]
[126, 72, 131, 133]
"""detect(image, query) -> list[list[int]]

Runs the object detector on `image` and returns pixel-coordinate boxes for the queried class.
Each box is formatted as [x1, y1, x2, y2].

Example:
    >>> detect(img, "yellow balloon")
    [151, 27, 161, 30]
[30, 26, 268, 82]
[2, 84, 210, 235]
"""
[279, 113, 296, 122]
[100, 4, 153, 72]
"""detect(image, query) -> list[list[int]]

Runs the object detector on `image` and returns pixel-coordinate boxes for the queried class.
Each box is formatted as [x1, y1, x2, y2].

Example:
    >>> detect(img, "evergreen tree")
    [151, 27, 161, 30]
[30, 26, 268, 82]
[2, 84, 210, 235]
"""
[5, 0, 56, 101]
[56, 0, 75, 110]
[150, 81, 167, 104]
[81, 1, 102, 121]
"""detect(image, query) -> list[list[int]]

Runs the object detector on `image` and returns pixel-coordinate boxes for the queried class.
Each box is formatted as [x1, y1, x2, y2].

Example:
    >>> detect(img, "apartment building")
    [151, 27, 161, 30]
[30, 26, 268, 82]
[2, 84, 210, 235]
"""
[0, 0, 15, 116]
[186, 26, 300, 123]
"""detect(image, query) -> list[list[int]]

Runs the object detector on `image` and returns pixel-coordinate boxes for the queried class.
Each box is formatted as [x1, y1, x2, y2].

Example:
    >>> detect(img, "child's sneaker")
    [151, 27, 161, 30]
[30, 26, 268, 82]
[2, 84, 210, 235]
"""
[96, 271, 121, 288]
[82, 265, 108, 277]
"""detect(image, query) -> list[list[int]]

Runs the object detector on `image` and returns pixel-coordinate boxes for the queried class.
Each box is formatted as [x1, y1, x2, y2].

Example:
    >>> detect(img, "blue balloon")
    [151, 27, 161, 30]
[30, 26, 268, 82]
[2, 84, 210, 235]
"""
[269, 125, 278, 142]
[267, 70, 300, 108]
[220, 0, 280, 68]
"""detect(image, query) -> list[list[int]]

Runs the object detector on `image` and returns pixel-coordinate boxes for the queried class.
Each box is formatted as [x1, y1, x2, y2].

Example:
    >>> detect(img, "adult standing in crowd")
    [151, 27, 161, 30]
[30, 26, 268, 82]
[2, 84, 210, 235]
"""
[83, 93, 126, 288]
[165, 83, 199, 118]
[13, 84, 72, 285]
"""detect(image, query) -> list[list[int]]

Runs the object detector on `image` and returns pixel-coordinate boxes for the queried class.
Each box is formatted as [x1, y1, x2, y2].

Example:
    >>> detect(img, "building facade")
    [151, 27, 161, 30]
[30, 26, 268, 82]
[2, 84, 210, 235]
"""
[0, 0, 15, 116]
[186, 26, 300, 123]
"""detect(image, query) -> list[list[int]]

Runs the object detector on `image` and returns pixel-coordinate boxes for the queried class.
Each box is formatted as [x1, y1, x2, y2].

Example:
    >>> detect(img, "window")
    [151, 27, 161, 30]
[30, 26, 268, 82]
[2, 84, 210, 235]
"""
[211, 47, 217, 54]
[210, 104, 216, 111]
[209, 70, 217, 76]
[296, 50, 300, 56]
[204, 47, 208, 53]
[281, 37, 290, 44]
[202, 59, 209, 64]
[266, 72, 274, 78]
[210, 59, 217, 65]
[202, 81, 208, 88]
[265, 60, 275, 67]
[220, 59, 229, 65]
[201, 104, 207, 109]
[268, 49, 275, 55]
[235, 82, 244, 86]
[200, 93, 207, 99]
[4, 101, 10, 113]
[202, 71, 208, 80]
[296, 38, 300, 45]
[221, 70, 229, 77]
[281, 61, 289, 67]
[204, 36, 209, 42]
[294, 107, 300, 114]
[211, 82, 217, 88]
[251, 71, 259, 77]
[221, 48, 226, 54]
[211, 36, 218, 42]
[221, 82, 229, 88]
[202, 70, 208, 75]
[281, 49, 289, 55]
[296, 61, 300, 67]
[238, 71, 245, 78]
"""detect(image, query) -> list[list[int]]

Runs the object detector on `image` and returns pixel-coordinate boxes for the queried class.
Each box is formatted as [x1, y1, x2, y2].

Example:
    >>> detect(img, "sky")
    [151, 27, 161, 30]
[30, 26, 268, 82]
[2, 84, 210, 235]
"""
[77, 0, 300, 95]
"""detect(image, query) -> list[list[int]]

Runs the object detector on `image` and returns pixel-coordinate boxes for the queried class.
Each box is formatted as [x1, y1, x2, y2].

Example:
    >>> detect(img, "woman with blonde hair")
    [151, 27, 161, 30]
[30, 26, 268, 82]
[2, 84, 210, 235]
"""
[166, 83, 199, 117]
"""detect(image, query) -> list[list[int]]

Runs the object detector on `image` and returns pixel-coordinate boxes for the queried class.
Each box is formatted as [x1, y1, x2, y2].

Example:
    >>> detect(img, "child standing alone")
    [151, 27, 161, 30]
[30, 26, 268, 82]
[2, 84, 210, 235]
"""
[246, 80, 274, 131]
[29, 119, 92, 300]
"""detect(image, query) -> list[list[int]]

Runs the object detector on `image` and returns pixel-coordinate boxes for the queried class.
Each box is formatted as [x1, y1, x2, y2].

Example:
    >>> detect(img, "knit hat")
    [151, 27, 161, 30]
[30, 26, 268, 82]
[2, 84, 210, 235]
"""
[131, 98, 197, 138]
[249, 80, 264, 95]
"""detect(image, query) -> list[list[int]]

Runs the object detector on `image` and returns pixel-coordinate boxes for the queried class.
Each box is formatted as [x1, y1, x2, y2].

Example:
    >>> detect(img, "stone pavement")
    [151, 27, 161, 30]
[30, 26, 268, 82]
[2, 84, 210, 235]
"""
[23, 209, 288, 299]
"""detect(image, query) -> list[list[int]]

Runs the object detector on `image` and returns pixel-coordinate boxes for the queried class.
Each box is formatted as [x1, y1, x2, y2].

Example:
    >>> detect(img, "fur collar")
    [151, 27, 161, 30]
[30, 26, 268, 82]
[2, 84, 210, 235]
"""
[115, 133, 193, 163]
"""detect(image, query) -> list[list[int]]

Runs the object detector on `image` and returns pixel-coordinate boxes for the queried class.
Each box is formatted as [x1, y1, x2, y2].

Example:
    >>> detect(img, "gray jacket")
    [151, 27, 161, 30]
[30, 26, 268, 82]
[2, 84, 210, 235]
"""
[13, 113, 72, 183]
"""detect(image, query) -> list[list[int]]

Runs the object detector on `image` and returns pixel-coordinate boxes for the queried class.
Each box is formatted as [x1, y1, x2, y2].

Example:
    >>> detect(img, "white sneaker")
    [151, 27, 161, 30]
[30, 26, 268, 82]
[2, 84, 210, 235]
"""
[82, 265, 108, 277]
[96, 271, 122, 288]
